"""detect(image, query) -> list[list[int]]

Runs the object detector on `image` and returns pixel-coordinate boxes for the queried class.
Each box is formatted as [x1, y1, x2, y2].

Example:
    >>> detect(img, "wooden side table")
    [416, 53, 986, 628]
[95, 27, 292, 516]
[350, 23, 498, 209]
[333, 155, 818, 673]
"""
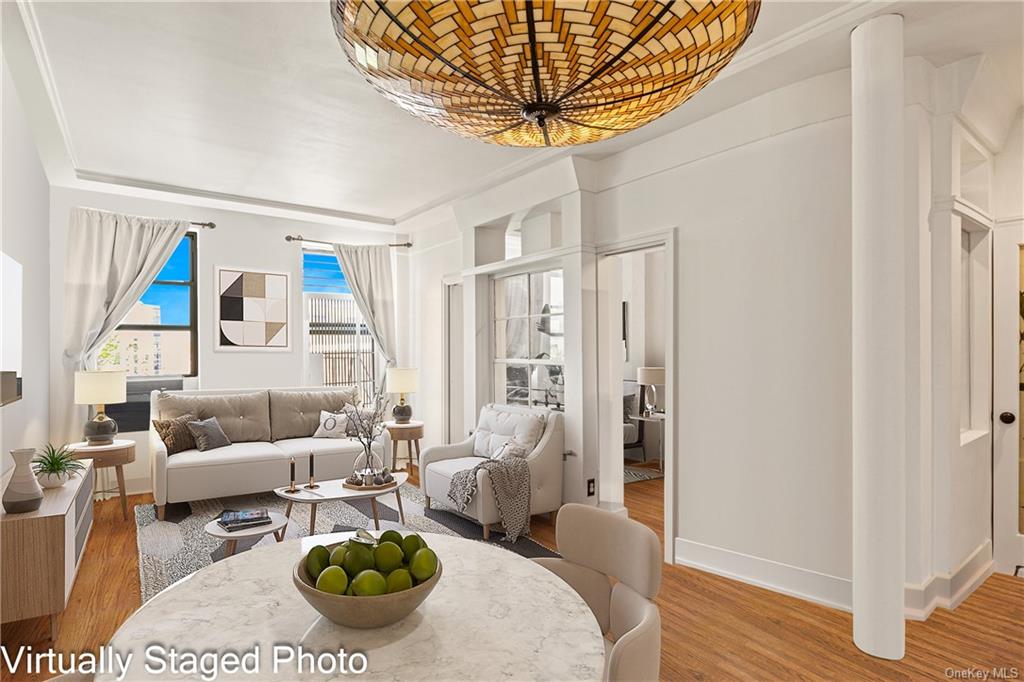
[385, 420, 424, 471]
[67, 439, 136, 520]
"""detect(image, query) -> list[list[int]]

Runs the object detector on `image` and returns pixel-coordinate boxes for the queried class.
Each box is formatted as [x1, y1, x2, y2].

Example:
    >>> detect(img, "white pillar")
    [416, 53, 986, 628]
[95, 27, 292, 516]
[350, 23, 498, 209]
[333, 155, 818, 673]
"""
[851, 14, 906, 660]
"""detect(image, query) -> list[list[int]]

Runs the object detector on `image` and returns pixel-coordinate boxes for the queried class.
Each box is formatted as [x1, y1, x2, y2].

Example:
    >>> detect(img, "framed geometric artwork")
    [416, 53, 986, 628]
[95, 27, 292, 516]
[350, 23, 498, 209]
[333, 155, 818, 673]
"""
[215, 267, 290, 351]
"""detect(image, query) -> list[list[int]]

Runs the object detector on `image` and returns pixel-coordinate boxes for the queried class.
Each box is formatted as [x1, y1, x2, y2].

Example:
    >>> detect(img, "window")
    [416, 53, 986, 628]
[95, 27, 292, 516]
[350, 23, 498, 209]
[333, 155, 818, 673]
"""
[303, 250, 376, 397]
[97, 233, 197, 378]
[493, 269, 565, 411]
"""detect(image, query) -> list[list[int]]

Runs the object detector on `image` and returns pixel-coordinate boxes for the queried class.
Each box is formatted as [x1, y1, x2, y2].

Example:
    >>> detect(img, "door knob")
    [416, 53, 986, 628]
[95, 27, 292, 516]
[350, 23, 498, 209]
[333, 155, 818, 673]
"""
[1000, 412, 1016, 424]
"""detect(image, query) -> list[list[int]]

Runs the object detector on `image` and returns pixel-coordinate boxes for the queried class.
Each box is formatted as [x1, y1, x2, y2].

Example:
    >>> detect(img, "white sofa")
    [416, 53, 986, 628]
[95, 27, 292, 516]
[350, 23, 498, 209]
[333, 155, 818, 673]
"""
[150, 386, 389, 519]
[420, 403, 563, 539]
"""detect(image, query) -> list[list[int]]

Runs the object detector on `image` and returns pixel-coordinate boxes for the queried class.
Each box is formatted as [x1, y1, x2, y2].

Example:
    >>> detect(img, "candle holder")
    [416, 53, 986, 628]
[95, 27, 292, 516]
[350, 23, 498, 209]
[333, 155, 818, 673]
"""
[287, 457, 299, 493]
[304, 476, 320, 490]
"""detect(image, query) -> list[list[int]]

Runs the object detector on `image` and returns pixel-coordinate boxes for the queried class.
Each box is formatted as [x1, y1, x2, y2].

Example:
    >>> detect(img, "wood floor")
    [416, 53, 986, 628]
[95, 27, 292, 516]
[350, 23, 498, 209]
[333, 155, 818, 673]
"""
[3, 472, 1021, 681]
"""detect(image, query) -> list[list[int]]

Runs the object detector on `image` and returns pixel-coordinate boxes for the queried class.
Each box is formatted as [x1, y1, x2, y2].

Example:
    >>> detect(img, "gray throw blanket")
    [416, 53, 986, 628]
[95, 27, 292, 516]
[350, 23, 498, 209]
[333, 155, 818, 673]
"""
[448, 454, 531, 542]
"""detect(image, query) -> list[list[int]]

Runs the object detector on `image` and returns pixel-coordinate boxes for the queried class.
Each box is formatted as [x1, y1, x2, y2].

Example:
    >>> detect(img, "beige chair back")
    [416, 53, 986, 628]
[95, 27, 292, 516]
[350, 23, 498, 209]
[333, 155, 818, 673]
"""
[556, 503, 661, 598]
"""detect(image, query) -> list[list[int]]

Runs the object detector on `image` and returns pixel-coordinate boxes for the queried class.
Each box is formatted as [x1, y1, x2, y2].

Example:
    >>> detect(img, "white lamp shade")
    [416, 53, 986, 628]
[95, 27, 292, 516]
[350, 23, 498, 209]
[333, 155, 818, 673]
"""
[386, 367, 419, 394]
[636, 367, 665, 386]
[75, 370, 127, 405]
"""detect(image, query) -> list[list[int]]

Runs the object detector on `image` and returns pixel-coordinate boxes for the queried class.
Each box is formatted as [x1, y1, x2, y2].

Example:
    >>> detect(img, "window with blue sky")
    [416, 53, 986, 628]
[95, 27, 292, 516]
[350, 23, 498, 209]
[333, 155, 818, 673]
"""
[303, 250, 351, 294]
[98, 233, 197, 377]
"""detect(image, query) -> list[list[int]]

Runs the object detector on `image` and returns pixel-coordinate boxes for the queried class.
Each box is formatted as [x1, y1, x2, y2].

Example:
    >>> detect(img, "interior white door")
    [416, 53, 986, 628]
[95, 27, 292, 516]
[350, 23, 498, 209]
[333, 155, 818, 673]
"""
[992, 219, 1024, 574]
[445, 283, 465, 444]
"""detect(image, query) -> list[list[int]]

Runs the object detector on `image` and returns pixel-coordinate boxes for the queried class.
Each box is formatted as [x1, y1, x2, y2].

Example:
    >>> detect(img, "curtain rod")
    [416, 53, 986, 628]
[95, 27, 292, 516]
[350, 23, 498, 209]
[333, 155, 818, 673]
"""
[284, 234, 412, 248]
[191, 221, 216, 229]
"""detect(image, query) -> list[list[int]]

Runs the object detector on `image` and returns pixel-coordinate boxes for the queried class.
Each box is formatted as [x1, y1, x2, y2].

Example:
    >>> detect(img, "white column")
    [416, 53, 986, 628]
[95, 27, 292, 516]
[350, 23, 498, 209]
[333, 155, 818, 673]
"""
[851, 14, 906, 660]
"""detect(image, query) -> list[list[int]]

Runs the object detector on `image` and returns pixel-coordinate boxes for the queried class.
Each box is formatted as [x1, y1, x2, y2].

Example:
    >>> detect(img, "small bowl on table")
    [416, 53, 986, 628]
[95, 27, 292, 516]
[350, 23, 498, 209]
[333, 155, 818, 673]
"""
[292, 542, 442, 629]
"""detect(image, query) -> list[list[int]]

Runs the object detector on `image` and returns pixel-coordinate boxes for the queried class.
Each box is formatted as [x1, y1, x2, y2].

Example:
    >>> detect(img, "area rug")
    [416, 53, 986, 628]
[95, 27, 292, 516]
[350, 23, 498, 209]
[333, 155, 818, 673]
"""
[625, 465, 664, 484]
[135, 482, 557, 602]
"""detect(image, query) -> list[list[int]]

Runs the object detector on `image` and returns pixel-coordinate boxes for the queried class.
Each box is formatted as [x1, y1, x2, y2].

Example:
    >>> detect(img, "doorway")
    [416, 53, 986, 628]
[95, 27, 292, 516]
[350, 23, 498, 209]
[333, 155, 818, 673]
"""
[596, 236, 675, 560]
[992, 220, 1024, 574]
[443, 281, 464, 444]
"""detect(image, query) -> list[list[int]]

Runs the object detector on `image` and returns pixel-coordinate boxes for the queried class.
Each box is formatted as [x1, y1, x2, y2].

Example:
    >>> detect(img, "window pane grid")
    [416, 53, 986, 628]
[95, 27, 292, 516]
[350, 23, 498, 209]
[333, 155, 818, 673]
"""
[493, 268, 564, 411]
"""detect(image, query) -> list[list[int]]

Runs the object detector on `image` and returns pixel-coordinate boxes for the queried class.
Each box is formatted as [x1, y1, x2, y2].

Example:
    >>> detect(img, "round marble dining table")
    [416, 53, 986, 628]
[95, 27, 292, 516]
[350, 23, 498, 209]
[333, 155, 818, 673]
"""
[99, 532, 606, 681]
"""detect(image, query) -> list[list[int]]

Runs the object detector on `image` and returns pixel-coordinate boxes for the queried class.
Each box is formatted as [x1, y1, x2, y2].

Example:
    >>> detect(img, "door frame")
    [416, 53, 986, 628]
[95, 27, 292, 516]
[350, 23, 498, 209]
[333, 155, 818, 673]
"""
[992, 217, 1024, 574]
[441, 276, 463, 445]
[595, 228, 677, 563]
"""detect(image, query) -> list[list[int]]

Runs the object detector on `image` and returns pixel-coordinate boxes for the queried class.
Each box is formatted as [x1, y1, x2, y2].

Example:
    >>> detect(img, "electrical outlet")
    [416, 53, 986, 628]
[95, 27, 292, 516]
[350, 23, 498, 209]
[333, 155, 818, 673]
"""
[587, 479, 595, 496]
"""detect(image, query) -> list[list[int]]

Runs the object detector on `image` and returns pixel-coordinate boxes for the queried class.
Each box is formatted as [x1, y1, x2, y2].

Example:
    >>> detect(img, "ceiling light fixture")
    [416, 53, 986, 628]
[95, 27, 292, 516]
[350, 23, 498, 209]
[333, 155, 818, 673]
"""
[332, 0, 760, 147]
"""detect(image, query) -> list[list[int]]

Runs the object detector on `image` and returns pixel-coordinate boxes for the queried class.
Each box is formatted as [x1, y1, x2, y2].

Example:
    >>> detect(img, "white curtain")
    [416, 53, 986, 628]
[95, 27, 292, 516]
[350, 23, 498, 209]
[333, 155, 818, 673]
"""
[332, 244, 398, 371]
[58, 207, 189, 441]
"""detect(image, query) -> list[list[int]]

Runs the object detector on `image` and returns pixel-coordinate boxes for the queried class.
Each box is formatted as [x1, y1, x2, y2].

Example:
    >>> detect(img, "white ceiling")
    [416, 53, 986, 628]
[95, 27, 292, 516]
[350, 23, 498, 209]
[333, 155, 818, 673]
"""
[17, 1, 1024, 226]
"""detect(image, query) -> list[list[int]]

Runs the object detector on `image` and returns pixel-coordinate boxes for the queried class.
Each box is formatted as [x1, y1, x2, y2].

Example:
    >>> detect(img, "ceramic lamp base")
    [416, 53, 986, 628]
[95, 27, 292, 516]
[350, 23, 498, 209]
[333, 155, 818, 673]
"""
[392, 403, 412, 424]
[84, 414, 118, 445]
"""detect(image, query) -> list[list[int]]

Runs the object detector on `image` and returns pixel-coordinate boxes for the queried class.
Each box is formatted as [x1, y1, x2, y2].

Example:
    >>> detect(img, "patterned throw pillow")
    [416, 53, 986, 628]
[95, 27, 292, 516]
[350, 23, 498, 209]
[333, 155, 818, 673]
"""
[186, 417, 232, 452]
[313, 410, 349, 439]
[152, 413, 197, 455]
[493, 440, 530, 460]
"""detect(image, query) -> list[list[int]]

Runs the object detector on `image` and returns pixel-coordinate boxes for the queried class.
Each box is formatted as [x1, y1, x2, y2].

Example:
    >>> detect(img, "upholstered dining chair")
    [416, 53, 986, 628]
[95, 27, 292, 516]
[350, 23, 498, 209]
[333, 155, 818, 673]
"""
[534, 503, 662, 682]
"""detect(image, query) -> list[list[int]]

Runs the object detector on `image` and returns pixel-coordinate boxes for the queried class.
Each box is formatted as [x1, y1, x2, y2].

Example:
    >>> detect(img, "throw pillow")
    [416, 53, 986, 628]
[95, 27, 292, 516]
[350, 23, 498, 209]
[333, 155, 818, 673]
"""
[313, 410, 349, 439]
[493, 440, 530, 460]
[152, 413, 197, 455]
[186, 417, 232, 451]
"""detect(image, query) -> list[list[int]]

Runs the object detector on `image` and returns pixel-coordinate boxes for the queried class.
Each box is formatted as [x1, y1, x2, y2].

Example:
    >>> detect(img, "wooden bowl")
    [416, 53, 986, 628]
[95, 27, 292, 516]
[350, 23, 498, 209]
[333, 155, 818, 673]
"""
[292, 542, 442, 629]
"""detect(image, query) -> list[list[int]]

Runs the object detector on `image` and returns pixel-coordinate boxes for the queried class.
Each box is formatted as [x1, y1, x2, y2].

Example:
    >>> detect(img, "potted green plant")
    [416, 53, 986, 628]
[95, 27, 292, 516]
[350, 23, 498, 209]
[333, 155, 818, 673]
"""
[32, 443, 86, 489]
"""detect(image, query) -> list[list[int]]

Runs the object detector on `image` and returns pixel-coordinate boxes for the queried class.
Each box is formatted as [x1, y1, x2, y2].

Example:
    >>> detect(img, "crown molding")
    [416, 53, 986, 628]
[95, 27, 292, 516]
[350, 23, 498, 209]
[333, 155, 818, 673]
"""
[73, 169, 396, 227]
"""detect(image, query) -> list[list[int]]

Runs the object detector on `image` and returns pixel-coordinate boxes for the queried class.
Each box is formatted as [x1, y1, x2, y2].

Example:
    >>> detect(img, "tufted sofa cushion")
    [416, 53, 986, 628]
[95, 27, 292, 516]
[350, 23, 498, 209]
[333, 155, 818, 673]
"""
[269, 387, 359, 441]
[472, 404, 546, 459]
[156, 390, 271, 443]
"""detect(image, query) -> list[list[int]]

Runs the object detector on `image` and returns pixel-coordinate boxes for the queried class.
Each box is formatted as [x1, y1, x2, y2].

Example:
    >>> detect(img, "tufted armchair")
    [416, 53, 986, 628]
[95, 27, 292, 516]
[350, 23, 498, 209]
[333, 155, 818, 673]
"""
[420, 403, 563, 539]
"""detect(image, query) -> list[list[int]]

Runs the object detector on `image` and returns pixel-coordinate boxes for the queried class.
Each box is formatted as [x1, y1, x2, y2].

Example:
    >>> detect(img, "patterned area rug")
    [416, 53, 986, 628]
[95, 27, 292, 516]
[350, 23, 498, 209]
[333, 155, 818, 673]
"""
[625, 465, 664, 484]
[135, 482, 557, 602]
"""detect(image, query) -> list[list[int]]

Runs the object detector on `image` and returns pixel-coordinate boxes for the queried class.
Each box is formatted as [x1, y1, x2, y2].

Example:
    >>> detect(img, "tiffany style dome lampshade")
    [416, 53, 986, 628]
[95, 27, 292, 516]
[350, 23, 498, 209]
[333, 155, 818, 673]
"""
[331, 0, 760, 147]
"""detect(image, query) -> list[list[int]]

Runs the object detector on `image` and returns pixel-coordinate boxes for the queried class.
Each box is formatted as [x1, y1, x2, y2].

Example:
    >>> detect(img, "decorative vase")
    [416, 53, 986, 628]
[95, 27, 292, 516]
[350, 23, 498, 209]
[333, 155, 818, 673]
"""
[37, 471, 74, 489]
[3, 449, 44, 513]
[353, 443, 384, 484]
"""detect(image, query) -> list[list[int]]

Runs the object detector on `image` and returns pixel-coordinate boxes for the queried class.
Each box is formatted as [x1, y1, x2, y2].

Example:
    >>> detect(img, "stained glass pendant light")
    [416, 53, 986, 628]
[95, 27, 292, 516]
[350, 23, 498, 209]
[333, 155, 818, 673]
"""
[332, 1, 760, 147]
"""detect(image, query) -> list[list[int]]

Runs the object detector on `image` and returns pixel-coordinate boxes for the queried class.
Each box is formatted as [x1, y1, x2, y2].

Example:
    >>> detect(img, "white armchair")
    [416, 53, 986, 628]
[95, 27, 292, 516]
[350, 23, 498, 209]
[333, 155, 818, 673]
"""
[420, 403, 563, 539]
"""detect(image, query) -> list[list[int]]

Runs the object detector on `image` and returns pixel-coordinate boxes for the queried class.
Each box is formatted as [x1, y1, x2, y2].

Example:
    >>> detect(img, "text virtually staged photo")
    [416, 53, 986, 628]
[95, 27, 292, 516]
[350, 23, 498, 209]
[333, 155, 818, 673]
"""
[0, 0, 1021, 680]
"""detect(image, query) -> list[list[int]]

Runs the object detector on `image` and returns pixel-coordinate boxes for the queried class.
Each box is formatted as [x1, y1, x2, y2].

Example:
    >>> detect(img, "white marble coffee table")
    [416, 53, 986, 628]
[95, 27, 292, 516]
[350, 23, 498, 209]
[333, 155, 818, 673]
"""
[203, 511, 288, 557]
[100, 532, 605, 681]
[274, 472, 408, 535]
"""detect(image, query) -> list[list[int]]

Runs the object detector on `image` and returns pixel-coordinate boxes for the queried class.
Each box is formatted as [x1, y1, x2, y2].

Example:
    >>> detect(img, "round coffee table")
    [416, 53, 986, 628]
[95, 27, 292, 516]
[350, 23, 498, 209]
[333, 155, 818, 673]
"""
[100, 532, 605, 681]
[274, 472, 408, 535]
[203, 511, 289, 557]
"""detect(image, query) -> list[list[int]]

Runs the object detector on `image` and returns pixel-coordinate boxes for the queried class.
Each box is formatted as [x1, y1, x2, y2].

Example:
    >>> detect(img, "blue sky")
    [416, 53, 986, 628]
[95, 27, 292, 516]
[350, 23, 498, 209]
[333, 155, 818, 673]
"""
[138, 242, 349, 326]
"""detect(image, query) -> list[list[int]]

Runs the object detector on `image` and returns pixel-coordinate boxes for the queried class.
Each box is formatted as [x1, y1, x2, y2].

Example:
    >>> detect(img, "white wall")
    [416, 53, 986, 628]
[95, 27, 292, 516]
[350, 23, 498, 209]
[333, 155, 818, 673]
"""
[1, 58, 50, 476]
[406, 220, 462, 450]
[597, 114, 854, 582]
[47, 186, 402, 494]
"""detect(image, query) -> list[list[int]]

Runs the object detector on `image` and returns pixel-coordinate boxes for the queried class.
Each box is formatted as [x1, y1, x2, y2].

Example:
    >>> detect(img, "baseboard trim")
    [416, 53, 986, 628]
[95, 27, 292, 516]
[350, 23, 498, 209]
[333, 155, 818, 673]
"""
[904, 540, 993, 620]
[675, 537, 993, 621]
[674, 538, 852, 612]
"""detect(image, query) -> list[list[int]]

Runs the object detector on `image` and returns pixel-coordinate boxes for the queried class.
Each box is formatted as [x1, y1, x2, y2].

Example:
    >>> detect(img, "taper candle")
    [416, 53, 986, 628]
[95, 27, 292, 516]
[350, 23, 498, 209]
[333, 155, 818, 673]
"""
[289, 457, 295, 484]
[309, 451, 314, 479]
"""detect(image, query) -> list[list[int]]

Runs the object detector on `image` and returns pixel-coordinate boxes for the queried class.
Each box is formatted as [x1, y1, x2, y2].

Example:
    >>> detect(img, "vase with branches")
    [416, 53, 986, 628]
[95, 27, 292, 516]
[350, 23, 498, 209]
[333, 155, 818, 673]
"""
[345, 381, 392, 485]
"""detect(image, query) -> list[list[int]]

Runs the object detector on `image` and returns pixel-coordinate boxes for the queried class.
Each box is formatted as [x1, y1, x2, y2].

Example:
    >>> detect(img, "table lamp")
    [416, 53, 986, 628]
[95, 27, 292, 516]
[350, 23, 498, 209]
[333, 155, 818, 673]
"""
[386, 367, 419, 424]
[75, 370, 127, 445]
[636, 367, 665, 417]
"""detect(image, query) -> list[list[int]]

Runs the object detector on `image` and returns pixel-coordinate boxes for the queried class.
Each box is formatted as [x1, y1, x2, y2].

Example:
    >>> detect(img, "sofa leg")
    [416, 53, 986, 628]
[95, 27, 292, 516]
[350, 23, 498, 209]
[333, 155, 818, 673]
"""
[156, 505, 166, 521]
[482, 524, 491, 541]
[424, 496, 431, 510]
